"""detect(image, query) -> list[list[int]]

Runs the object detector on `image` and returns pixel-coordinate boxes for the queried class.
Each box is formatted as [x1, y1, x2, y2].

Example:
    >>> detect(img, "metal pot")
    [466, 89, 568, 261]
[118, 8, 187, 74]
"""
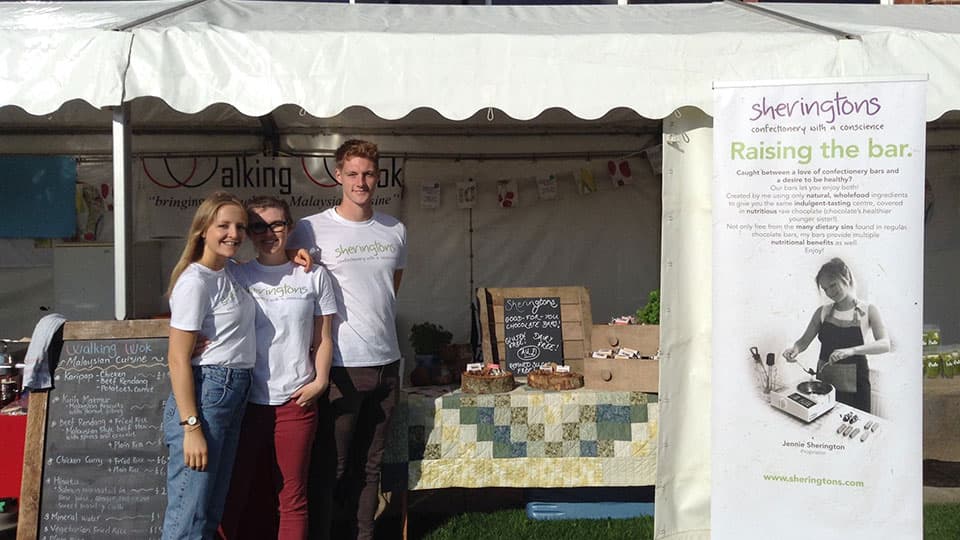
[797, 380, 834, 395]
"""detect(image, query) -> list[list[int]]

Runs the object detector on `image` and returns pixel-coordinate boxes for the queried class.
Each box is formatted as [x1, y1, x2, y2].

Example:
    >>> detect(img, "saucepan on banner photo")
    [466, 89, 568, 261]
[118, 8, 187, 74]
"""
[748, 344, 837, 424]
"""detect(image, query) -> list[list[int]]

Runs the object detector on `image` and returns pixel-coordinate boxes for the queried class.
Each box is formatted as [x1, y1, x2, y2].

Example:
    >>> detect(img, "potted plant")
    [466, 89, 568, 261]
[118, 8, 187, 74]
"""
[409, 322, 454, 386]
[409, 322, 453, 365]
[635, 289, 660, 325]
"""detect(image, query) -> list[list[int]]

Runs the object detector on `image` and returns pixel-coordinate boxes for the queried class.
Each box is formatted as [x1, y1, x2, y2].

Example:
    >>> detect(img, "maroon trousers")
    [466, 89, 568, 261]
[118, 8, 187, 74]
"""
[310, 361, 400, 540]
[220, 399, 318, 540]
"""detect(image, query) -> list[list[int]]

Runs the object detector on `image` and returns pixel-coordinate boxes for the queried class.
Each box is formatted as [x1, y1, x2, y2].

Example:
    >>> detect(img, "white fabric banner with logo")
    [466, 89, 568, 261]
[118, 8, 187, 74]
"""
[134, 156, 404, 239]
[711, 77, 925, 539]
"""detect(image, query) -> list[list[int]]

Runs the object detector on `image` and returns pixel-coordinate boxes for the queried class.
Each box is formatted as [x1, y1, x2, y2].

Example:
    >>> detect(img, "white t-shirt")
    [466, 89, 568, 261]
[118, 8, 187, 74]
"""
[288, 208, 407, 367]
[168, 263, 256, 369]
[230, 260, 338, 405]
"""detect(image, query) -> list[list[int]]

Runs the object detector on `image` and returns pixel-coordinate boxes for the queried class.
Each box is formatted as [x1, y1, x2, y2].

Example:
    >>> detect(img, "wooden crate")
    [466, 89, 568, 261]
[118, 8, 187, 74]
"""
[569, 324, 660, 393]
[567, 358, 659, 393]
[590, 324, 659, 355]
[477, 286, 592, 367]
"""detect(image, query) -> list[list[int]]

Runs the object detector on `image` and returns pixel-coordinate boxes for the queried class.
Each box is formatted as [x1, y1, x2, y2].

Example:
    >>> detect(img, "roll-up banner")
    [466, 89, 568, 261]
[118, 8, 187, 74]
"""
[712, 77, 926, 539]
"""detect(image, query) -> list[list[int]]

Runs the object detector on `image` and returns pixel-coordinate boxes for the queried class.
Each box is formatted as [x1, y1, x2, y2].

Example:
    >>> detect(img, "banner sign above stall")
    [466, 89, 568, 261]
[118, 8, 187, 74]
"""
[503, 296, 564, 374]
[134, 156, 404, 239]
[711, 76, 926, 540]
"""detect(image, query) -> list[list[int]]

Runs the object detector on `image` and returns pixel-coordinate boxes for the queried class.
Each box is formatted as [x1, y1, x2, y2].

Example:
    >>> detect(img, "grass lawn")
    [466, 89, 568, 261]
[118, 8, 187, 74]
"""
[924, 504, 960, 539]
[413, 505, 960, 540]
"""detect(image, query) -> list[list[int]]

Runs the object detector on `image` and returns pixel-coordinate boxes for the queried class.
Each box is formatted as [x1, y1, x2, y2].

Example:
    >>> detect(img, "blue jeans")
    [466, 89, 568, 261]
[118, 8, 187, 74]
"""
[161, 365, 251, 540]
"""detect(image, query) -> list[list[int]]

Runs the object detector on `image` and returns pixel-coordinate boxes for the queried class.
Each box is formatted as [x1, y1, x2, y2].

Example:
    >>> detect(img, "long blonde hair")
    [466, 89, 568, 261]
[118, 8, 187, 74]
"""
[166, 192, 245, 296]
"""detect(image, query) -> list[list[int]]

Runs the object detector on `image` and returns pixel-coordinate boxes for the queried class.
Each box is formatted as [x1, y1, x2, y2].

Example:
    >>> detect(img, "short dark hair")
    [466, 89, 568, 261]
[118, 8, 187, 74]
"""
[245, 195, 292, 224]
[816, 257, 854, 289]
[335, 139, 379, 169]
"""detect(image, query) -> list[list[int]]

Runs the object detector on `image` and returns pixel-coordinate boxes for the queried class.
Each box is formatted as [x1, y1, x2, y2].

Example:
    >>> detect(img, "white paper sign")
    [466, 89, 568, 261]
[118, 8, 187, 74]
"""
[607, 159, 635, 187]
[457, 178, 477, 209]
[421, 182, 440, 209]
[536, 174, 558, 200]
[497, 179, 518, 208]
[711, 77, 926, 540]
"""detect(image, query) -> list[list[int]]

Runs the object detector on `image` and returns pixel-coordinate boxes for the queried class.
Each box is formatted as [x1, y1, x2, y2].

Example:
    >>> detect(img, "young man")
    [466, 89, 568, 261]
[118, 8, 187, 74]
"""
[288, 139, 406, 540]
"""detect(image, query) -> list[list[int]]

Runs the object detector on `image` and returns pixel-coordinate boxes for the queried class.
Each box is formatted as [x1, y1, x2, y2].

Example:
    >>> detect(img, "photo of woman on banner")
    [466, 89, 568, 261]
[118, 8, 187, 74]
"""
[782, 257, 891, 413]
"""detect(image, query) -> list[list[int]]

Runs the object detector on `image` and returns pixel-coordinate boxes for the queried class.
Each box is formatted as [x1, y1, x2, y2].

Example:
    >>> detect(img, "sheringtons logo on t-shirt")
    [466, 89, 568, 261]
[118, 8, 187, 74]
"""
[334, 241, 398, 261]
[249, 284, 310, 299]
[214, 286, 239, 308]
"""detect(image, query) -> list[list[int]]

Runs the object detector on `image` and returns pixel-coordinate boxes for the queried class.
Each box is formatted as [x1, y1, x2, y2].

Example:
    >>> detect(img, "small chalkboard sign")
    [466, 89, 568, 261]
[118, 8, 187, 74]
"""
[19, 320, 170, 540]
[502, 296, 563, 375]
[477, 287, 593, 375]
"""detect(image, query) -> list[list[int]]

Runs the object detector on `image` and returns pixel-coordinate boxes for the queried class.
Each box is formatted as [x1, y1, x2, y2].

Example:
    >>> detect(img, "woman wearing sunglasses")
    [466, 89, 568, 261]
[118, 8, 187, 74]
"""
[219, 196, 337, 540]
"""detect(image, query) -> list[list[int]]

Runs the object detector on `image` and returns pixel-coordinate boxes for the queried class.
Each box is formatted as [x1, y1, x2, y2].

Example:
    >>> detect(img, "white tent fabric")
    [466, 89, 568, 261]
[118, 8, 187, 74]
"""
[657, 108, 715, 540]
[109, 1, 960, 122]
[123, 1, 843, 120]
[0, 28, 129, 115]
[5, 3, 960, 540]
[5, 1, 960, 120]
[0, 1, 179, 114]
[762, 4, 960, 122]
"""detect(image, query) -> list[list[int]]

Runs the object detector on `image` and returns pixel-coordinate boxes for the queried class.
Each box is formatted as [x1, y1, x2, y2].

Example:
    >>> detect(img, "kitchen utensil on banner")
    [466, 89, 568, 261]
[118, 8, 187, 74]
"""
[768, 352, 837, 423]
[749, 346, 780, 394]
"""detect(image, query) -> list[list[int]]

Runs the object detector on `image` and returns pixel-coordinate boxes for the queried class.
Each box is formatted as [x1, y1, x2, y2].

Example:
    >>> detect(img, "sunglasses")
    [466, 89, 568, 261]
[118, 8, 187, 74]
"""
[248, 220, 289, 234]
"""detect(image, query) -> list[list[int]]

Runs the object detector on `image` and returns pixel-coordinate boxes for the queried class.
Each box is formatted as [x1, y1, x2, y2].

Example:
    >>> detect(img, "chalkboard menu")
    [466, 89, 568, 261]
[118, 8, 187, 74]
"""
[502, 296, 563, 375]
[26, 322, 171, 540]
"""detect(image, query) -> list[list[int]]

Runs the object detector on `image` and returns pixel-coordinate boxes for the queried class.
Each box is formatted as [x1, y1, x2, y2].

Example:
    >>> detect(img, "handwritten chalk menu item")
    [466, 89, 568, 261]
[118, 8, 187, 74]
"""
[502, 297, 563, 374]
[19, 320, 170, 540]
[40, 339, 169, 538]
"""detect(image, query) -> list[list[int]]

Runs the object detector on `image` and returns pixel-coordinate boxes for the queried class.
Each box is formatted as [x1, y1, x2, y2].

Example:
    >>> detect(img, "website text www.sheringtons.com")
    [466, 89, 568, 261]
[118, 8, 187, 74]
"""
[762, 473, 865, 488]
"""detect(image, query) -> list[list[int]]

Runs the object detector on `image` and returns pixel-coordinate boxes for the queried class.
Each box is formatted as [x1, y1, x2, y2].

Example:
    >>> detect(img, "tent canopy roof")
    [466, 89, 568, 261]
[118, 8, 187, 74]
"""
[2, 1, 960, 122]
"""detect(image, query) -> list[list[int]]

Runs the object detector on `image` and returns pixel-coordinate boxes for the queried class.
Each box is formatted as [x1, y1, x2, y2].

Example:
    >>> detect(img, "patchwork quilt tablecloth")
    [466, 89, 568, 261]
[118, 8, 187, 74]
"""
[382, 384, 658, 490]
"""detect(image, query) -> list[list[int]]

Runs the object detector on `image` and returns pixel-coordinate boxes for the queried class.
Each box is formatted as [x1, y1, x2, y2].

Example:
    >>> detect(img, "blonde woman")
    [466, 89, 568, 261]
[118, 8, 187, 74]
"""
[162, 192, 256, 540]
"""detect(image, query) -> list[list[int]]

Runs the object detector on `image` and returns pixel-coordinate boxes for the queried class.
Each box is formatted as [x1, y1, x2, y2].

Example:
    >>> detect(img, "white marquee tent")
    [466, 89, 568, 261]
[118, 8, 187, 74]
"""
[3, 2, 960, 539]
[5, 1, 960, 119]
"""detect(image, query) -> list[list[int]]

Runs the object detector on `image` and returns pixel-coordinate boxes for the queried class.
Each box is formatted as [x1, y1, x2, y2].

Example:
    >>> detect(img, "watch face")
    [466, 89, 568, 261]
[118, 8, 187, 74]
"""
[182, 416, 199, 426]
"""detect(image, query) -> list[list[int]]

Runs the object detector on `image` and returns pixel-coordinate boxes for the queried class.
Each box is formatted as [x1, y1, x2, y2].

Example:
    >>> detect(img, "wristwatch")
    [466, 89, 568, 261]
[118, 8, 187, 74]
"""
[179, 415, 199, 427]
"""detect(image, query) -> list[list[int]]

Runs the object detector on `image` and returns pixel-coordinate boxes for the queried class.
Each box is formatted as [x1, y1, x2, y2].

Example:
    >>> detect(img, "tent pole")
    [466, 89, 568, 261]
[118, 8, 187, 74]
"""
[723, 0, 860, 41]
[115, 0, 209, 31]
[111, 103, 133, 321]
